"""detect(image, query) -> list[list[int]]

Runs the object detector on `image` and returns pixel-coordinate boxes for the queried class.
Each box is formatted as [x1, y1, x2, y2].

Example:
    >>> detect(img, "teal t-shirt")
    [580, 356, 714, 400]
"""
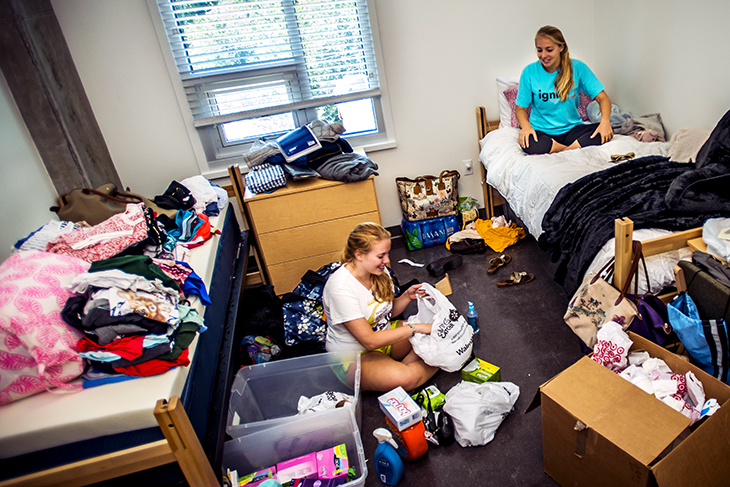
[515, 59, 604, 135]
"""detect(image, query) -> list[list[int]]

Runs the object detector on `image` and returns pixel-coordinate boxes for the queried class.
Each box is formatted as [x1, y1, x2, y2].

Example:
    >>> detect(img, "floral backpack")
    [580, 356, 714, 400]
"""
[0, 250, 90, 405]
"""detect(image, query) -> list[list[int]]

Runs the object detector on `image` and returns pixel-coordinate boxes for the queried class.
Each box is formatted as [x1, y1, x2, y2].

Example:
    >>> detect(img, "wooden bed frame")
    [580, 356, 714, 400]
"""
[475, 106, 703, 298]
[0, 397, 219, 487]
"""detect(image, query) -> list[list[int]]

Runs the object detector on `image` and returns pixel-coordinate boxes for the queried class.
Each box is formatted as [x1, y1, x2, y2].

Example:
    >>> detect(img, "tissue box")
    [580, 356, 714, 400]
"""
[530, 332, 730, 487]
[461, 358, 501, 383]
[378, 386, 423, 431]
[315, 444, 349, 479]
[276, 453, 317, 486]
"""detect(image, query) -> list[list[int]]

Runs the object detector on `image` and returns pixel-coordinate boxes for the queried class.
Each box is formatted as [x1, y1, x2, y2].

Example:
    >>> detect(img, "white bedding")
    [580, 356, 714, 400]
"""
[0, 209, 225, 459]
[478, 127, 671, 239]
[478, 128, 686, 294]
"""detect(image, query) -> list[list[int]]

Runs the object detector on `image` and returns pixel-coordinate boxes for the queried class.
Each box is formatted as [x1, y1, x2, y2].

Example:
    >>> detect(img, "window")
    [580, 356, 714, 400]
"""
[152, 0, 394, 172]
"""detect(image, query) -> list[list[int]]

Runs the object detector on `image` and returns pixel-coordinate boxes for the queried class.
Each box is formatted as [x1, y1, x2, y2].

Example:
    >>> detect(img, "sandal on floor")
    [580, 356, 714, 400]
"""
[487, 254, 512, 275]
[426, 254, 463, 278]
[496, 271, 534, 287]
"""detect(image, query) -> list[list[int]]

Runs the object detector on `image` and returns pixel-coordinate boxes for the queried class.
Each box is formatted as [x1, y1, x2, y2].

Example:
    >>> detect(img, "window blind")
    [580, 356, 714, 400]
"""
[155, 0, 381, 127]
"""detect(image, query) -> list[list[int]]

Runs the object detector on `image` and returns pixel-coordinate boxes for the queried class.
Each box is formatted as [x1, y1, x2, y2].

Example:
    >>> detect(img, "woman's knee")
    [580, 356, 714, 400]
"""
[522, 134, 554, 155]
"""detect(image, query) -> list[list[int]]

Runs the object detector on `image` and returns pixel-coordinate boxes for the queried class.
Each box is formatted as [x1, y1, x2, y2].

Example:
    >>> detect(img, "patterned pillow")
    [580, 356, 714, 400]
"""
[502, 84, 592, 129]
[0, 251, 90, 404]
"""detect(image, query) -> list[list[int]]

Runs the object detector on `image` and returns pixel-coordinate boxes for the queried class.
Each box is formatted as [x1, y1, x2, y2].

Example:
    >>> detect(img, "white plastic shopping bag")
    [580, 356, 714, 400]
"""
[408, 283, 474, 372]
[442, 381, 520, 447]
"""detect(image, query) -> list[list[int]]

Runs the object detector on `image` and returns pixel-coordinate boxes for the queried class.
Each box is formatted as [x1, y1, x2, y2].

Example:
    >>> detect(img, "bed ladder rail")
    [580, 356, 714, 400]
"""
[475, 106, 500, 219]
[614, 217, 702, 302]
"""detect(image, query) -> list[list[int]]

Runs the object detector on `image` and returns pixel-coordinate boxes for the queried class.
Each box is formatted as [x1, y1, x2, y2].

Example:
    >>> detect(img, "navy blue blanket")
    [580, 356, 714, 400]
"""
[538, 156, 730, 296]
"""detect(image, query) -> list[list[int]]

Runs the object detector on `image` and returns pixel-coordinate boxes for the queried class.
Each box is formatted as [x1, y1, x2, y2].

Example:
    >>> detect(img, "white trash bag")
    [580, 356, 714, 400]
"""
[442, 380, 520, 447]
[407, 283, 474, 372]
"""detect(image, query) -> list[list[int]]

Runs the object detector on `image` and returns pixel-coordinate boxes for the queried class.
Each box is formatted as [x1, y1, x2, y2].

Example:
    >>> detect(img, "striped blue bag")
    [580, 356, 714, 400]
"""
[245, 163, 287, 194]
[668, 292, 729, 384]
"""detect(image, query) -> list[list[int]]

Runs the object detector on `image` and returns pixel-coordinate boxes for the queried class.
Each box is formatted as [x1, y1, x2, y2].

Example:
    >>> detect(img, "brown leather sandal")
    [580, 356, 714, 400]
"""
[487, 254, 512, 275]
[496, 271, 534, 287]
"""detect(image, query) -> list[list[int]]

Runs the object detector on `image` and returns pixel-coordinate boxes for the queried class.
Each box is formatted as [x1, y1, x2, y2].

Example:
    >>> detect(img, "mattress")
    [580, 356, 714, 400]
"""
[0, 207, 226, 460]
[478, 127, 671, 239]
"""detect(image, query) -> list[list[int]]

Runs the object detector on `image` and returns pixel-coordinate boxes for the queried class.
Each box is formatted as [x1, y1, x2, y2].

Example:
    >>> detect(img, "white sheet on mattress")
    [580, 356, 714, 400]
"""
[0, 208, 225, 459]
[478, 127, 671, 239]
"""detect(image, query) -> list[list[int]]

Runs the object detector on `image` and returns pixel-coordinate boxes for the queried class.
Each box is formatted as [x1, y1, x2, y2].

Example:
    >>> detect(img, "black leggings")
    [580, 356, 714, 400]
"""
[522, 123, 602, 155]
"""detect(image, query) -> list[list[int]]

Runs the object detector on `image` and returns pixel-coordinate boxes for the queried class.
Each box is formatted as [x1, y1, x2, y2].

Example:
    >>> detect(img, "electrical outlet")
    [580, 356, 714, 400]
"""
[463, 159, 473, 175]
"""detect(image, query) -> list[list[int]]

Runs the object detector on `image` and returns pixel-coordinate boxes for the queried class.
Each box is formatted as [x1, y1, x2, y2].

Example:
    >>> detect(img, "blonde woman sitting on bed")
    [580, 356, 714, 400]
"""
[323, 222, 438, 392]
[516, 25, 613, 155]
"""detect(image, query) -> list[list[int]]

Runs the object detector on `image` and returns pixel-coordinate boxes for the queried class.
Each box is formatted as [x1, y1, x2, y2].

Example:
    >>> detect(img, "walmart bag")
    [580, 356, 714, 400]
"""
[407, 283, 473, 372]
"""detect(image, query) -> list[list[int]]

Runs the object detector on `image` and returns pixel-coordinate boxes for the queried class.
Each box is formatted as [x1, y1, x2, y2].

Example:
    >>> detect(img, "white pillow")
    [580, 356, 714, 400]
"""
[669, 127, 711, 163]
[496, 77, 520, 129]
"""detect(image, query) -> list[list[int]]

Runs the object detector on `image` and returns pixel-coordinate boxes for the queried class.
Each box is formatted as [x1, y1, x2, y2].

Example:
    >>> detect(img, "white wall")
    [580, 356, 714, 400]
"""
[2, 0, 728, 250]
[595, 0, 730, 134]
[370, 0, 596, 226]
[0, 72, 57, 263]
[51, 0, 201, 197]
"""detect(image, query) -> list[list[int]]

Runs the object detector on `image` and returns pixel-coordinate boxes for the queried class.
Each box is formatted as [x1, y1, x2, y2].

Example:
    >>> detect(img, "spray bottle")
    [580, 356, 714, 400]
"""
[373, 428, 404, 485]
[467, 301, 479, 333]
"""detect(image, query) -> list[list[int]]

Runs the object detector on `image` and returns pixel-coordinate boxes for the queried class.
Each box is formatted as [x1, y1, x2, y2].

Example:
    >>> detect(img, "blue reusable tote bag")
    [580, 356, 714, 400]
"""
[667, 293, 729, 383]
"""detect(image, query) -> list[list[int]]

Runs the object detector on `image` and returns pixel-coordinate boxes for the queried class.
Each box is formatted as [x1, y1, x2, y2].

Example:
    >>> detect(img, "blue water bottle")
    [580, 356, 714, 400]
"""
[467, 301, 479, 333]
[373, 428, 404, 485]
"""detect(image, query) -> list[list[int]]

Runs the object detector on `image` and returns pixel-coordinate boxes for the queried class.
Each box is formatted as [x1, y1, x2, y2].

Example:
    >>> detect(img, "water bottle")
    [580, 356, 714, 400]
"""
[466, 301, 479, 333]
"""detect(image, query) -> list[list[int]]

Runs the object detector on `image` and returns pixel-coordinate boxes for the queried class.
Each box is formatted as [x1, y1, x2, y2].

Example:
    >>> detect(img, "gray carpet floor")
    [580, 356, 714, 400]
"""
[360, 232, 585, 487]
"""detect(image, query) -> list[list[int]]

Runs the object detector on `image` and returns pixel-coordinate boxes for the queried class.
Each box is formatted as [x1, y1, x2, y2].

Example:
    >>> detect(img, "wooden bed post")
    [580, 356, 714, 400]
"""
[614, 218, 634, 290]
[154, 397, 220, 487]
[476, 107, 495, 219]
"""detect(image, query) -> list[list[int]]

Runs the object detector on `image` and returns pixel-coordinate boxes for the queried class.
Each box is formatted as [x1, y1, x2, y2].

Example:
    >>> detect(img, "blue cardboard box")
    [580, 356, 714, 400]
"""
[401, 215, 458, 251]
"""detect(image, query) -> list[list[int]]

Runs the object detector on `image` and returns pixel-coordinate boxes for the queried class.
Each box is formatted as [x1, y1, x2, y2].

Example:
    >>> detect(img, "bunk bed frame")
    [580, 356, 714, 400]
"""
[475, 106, 703, 298]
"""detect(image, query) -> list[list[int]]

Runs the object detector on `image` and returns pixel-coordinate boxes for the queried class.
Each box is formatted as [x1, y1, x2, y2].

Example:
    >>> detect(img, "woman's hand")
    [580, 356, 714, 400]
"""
[415, 323, 432, 335]
[592, 91, 614, 144]
[515, 106, 536, 148]
[592, 119, 614, 144]
[519, 126, 538, 148]
[406, 284, 426, 300]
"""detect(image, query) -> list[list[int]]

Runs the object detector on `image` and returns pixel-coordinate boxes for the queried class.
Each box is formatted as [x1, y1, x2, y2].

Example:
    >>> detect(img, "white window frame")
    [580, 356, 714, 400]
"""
[147, 0, 396, 178]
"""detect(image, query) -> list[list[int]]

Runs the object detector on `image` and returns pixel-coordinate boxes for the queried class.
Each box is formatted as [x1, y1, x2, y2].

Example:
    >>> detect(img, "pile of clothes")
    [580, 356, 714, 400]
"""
[61, 255, 207, 379]
[10, 175, 226, 386]
[242, 120, 379, 194]
[592, 322, 720, 425]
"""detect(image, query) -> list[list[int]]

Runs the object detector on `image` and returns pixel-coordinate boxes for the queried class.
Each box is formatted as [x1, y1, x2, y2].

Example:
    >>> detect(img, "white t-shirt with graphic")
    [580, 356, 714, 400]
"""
[323, 265, 393, 352]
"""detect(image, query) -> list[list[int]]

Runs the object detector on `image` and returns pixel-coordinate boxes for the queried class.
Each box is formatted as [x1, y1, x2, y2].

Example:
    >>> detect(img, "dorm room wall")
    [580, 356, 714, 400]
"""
[593, 0, 730, 135]
[1, 1, 727, 262]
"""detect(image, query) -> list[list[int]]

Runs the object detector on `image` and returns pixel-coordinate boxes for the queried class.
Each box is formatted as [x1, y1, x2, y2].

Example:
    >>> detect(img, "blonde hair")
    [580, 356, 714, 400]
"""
[341, 222, 394, 302]
[536, 25, 573, 102]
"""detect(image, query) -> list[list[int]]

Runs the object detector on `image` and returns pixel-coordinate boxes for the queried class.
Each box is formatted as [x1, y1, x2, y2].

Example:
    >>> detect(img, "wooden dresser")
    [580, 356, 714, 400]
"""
[245, 176, 381, 294]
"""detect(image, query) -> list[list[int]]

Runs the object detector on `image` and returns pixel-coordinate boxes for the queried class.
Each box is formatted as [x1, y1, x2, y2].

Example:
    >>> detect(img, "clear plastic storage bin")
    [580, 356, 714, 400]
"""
[227, 351, 361, 438]
[222, 407, 367, 487]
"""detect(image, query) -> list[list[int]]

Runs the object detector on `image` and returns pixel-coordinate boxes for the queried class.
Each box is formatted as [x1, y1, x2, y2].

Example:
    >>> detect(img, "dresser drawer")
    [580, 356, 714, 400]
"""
[268, 253, 342, 295]
[259, 211, 381, 266]
[247, 178, 378, 234]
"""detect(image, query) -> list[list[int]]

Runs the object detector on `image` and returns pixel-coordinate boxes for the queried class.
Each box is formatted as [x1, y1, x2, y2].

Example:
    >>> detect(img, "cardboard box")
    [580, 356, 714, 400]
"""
[378, 386, 423, 431]
[529, 332, 730, 487]
[461, 357, 501, 383]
